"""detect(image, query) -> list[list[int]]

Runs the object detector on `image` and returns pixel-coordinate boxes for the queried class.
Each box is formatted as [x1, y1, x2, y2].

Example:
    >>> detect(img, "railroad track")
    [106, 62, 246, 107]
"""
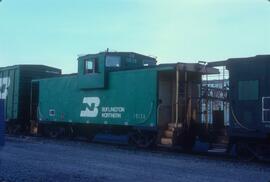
[4, 134, 247, 164]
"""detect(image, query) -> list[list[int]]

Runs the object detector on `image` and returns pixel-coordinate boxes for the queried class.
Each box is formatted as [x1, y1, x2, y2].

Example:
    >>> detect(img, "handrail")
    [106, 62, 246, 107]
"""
[175, 64, 180, 127]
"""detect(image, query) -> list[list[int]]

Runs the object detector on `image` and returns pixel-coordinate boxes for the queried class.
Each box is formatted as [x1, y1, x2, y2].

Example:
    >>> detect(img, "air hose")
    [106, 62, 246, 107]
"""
[230, 106, 256, 131]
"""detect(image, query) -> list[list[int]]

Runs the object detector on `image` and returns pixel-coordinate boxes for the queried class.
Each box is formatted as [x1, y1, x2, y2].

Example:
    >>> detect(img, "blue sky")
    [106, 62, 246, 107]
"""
[0, 0, 269, 73]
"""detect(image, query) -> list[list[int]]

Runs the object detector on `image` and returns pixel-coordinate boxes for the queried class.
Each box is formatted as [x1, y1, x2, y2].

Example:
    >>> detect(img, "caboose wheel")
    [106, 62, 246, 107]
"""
[236, 143, 256, 162]
[47, 127, 65, 139]
[129, 131, 156, 148]
[49, 129, 60, 138]
[7, 123, 21, 135]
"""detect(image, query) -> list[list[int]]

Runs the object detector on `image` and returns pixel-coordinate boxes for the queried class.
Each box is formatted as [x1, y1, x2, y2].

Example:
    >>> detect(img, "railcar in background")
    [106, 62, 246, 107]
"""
[0, 65, 61, 133]
[208, 55, 270, 160]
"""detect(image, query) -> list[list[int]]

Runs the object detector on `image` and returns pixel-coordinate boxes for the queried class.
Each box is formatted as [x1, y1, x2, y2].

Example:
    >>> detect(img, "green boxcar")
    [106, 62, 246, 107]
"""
[0, 65, 61, 132]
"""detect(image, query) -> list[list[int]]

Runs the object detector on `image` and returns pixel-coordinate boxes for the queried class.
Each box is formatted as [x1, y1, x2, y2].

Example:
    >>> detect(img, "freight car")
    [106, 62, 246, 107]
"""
[209, 55, 270, 160]
[31, 51, 218, 149]
[0, 99, 4, 147]
[0, 65, 61, 133]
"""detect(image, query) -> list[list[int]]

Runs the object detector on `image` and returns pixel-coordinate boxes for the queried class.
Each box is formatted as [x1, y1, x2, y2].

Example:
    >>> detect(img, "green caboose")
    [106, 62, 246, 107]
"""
[33, 51, 217, 148]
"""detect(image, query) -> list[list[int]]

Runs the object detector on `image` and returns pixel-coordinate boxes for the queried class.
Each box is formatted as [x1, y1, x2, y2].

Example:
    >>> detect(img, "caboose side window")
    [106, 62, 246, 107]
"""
[106, 56, 121, 67]
[143, 59, 156, 66]
[238, 80, 259, 100]
[85, 59, 98, 74]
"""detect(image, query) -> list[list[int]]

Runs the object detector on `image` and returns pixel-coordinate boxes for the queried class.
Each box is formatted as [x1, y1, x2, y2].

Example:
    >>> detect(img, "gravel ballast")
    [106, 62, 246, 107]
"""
[0, 136, 270, 182]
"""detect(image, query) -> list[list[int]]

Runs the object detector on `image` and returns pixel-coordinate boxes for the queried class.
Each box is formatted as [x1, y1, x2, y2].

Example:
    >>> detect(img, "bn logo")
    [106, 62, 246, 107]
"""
[80, 97, 100, 117]
[0, 77, 10, 100]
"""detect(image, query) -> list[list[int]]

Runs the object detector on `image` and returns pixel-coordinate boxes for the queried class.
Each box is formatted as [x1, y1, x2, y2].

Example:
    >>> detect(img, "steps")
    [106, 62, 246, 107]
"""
[216, 136, 229, 144]
[168, 123, 182, 131]
[164, 130, 173, 138]
[161, 137, 173, 145]
[160, 122, 181, 146]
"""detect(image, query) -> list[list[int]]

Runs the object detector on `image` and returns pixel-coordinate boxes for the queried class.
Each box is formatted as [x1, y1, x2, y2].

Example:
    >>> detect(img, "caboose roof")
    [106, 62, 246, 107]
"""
[207, 55, 270, 67]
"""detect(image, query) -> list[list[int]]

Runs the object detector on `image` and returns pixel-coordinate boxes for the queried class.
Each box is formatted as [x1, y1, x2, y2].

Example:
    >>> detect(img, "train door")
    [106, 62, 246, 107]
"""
[30, 81, 39, 134]
[157, 70, 175, 144]
[262, 63, 270, 124]
[262, 97, 270, 123]
[157, 67, 201, 148]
